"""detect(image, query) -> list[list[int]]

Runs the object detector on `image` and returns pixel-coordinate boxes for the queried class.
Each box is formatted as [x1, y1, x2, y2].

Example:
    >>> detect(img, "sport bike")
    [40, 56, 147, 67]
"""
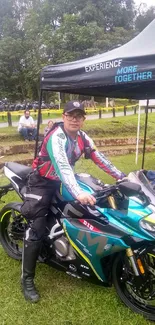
[1, 162, 155, 320]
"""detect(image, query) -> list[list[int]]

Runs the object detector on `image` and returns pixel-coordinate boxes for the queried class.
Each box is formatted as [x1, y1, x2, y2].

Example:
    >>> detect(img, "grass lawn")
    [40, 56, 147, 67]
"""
[0, 111, 155, 142]
[0, 246, 150, 325]
[83, 112, 155, 139]
[0, 152, 154, 325]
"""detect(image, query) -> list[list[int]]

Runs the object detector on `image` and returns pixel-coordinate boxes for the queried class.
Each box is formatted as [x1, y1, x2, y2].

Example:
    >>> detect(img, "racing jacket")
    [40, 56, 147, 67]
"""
[32, 123, 125, 198]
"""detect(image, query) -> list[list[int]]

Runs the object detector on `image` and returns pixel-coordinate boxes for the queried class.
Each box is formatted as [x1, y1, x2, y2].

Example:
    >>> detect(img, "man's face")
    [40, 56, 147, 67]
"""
[25, 111, 30, 119]
[63, 110, 85, 133]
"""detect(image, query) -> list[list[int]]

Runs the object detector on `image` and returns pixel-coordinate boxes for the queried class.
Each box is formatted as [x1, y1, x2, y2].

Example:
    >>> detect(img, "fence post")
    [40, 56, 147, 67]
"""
[40, 113, 43, 124]
[134, 106, 137, 114]
[145, 105, 150, 114]
[112, 107, 115, 117]
[124, 105, 126, 116]
[7, 111, 12, 126]
[99, 108, 102, 119]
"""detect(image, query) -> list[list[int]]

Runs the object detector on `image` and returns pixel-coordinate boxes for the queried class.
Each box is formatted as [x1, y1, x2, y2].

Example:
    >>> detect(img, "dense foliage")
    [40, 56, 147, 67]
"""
[0, 0, 154, 101]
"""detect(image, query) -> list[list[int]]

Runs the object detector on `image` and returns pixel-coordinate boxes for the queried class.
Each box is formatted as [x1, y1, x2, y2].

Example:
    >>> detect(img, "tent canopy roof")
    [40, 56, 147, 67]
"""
[41, 19, 155, 99]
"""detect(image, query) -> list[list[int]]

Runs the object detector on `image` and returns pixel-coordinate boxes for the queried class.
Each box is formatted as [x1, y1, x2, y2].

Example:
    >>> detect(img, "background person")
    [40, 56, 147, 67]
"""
[18, 110, 37, 141]
[44, 120, 54, 137]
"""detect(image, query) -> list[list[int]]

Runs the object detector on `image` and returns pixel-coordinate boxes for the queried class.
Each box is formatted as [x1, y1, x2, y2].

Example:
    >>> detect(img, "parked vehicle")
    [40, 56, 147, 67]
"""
[8, 104, 15, 111]
[32, 101, 39, 112]
[49, 102, 59, 109]
[0, 101, 5, 112]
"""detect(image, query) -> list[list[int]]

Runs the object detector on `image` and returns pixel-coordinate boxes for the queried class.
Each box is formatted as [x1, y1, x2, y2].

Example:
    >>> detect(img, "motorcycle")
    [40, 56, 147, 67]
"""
[1, 162, 155, 320]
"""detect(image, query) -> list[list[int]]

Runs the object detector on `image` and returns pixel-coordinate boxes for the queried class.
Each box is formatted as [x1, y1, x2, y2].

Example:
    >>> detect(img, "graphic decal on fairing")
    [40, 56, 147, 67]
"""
[77, 230, 108, 255]
[79, 219, 102, 233]
[63, 220, 104, 281]
[63, 218, 129, 281]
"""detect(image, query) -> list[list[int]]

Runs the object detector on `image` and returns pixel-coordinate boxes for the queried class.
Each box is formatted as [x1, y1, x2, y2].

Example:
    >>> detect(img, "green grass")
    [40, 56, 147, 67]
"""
[0, 246, 149, 325]
[83, 113, 155, 139]
[75, 152, 155, 183]
[0, 245, 150, 325]
[1, 111, 155, 143]
[0, 153, 154, 324]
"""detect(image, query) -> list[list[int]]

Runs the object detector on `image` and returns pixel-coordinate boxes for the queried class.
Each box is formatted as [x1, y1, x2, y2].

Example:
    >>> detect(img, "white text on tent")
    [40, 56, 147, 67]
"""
[85, 59, 122, 73]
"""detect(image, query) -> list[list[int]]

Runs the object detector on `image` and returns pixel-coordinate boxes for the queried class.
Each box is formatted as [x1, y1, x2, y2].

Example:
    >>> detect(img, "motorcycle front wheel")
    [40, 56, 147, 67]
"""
[0, 204, 27, 260]
[113, 252, 155, 320]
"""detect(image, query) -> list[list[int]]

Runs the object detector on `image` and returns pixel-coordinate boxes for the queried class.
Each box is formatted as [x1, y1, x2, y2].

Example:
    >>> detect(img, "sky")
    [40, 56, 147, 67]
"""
[135, 0, 155, 7]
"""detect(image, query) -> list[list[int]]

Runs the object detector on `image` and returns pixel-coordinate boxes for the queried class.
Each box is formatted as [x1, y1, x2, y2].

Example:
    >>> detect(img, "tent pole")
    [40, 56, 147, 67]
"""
[58, 92, 61, 109]
[135, 101, 141, 165]
[141, 99, 149, 169]
[34, 89, 43, 158]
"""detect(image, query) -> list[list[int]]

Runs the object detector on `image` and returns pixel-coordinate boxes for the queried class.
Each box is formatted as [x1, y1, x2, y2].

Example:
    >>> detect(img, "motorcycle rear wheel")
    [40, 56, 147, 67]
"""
[113, 253, 155, 320]
[0, 204, 26, 260]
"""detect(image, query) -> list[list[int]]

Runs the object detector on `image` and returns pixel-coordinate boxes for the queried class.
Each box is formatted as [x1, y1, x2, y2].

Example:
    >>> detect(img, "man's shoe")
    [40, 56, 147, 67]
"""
[21, 239, 41, 303]
[21, 277, 40, 303]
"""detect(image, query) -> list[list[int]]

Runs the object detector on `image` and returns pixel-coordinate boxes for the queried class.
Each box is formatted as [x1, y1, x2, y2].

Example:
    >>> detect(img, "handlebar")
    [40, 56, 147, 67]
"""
[73, 185, 117, 206]
[73, 182, 150, 207]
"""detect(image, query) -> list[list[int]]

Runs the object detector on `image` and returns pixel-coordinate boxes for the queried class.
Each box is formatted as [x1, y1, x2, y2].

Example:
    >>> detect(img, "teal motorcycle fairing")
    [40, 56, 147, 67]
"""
[62, 177, 155, 282]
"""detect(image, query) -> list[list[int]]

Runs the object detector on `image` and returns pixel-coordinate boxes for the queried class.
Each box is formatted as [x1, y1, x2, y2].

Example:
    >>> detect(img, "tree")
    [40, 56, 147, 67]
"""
[135, 6, 155, 32]
[0, 36, 26, 100]
[0, 0, 139, 101]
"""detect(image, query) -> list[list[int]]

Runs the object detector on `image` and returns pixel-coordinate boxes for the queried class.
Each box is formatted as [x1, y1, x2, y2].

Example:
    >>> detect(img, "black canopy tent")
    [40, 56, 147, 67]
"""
[36, 19, 155, 167]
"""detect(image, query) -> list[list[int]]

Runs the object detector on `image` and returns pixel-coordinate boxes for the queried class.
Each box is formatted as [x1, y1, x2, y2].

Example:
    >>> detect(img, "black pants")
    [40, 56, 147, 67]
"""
[21, 171, 60, 241]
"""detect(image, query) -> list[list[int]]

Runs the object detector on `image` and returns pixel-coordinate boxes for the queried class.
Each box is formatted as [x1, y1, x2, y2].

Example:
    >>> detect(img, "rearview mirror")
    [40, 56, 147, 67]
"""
[118, 181, 141, 197]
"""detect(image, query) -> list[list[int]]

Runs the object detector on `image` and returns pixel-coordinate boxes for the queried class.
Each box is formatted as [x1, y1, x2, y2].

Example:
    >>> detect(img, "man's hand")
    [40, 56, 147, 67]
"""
[77, 192, 96, 206]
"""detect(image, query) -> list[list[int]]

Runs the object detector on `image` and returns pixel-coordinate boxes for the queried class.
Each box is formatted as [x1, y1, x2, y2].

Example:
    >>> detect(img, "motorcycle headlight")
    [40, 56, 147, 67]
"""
[140, 214, 155, 232]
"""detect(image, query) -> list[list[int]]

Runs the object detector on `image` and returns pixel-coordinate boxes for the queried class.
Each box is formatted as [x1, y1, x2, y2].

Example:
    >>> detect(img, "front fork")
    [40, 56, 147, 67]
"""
[126, 248, 145, 276]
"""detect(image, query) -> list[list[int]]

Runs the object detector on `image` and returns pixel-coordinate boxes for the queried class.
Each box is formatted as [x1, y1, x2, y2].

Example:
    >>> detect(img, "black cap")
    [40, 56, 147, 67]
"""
[63, 101, 86, 114]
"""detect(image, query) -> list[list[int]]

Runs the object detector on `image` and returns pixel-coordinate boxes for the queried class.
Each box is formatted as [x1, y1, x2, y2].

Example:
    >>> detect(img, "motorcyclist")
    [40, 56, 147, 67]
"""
[21, 100, 125, 302]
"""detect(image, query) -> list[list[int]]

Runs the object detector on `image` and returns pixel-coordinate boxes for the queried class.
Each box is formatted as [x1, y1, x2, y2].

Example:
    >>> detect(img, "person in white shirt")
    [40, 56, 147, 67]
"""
[18, 110, 37, 141]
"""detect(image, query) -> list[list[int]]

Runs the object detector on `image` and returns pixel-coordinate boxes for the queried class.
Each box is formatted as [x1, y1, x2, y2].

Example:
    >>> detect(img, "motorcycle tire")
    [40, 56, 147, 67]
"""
[0, 203, 26, 260]
[112, 253, 155, 321]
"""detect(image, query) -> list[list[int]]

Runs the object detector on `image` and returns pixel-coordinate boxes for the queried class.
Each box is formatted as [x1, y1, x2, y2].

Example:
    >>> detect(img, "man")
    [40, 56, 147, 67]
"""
[18, 110, 37, 141]
[21, 101, 125, 303]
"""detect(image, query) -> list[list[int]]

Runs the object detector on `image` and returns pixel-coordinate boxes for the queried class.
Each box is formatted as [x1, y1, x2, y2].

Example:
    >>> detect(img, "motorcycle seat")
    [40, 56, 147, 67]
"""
[5, 162, 32, 179]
